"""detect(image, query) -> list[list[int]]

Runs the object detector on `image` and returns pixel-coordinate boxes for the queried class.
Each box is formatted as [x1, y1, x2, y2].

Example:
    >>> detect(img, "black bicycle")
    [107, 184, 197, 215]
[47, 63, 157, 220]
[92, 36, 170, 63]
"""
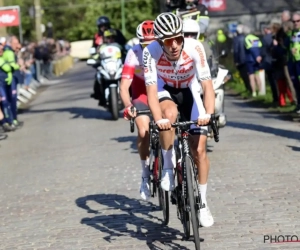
[130, 109, 169, 225]
[155, 115, 219, 250]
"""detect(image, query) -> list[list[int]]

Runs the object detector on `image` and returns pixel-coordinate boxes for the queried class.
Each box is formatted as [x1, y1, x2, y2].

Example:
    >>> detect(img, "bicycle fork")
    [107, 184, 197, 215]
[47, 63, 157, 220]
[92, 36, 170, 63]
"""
[171, 133, 191, 216]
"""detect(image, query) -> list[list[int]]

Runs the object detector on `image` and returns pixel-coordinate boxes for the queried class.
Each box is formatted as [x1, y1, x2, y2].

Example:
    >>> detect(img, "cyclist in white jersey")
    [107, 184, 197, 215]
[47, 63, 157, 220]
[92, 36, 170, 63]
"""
[120, 21, 156, 200]
[143, 12, 215, 227]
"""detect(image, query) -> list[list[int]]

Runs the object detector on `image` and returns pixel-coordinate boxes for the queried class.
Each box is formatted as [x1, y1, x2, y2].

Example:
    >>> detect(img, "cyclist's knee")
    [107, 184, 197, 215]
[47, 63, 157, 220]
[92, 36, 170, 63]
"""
[137, 127, 149, 139]
[136, 117, 149, 139]
[191, 136, 207, 159]
[162, 106, 177, 122]
[196, 145, 207, 159]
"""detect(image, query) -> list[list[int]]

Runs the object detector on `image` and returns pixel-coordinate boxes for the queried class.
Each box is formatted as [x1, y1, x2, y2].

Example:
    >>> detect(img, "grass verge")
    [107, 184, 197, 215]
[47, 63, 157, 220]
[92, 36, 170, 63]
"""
[226, 73, 297, 114]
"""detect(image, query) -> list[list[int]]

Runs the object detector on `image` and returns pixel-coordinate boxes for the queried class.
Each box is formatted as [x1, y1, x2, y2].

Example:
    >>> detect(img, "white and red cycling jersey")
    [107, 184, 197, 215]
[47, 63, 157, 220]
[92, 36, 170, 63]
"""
[121, 44, 147, 105]
[143, 38, 211, 119]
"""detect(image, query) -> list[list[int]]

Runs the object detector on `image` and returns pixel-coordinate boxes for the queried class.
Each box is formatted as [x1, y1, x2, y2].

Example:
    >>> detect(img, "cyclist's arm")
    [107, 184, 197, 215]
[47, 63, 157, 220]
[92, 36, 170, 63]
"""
[143, 47, 162, 122]
[120, 48, 136, 107]
[193, 41, 215, 114]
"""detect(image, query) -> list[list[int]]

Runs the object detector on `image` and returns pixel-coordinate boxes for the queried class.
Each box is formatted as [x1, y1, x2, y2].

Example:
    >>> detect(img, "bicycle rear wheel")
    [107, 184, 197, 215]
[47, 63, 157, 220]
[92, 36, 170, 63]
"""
[185, 155, 200, 250]
[158, 146, 169, 225]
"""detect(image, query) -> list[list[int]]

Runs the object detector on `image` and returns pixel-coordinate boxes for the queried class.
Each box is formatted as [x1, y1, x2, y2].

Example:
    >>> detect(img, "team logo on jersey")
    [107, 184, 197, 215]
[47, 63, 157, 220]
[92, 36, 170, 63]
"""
[181, 50, 190, 60]
[158, 65, 193, 74]
[143, 51, 150, 67]
[157, 54, 172, 66]
[195, 45, 205, 68]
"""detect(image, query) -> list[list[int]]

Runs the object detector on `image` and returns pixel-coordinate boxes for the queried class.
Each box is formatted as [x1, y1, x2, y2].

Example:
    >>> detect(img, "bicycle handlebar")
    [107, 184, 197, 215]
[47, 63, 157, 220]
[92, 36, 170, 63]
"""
[129, 108, 219, 142]
[152, 115, 219, 142]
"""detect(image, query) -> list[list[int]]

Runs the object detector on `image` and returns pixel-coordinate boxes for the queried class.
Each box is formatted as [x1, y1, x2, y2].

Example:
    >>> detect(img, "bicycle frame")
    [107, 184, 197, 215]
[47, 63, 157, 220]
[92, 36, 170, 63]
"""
[129, 110, 160, 196]
[176, 125, 201, 212]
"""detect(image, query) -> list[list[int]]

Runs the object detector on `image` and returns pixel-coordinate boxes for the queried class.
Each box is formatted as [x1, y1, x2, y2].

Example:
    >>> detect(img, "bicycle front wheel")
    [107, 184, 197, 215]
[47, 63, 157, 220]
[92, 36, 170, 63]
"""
[185, 155, 200, 250]
[158, 146, 169, 225]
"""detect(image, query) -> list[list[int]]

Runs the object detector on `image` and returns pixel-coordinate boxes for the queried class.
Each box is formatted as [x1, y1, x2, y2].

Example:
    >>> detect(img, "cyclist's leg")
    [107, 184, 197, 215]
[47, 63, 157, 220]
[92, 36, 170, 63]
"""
[157, 82, 178, 191]
[132, 97, 151, 200]
[187, 90, 214, 227]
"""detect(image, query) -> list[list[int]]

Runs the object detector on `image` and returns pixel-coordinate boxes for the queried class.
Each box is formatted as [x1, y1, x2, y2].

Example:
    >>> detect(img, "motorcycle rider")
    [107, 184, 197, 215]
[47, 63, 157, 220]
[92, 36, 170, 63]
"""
[94, 29, 124, 107]
[91, 16, 127, 100]
[92, 16, 127, 51]
[120, 20, 156, 200]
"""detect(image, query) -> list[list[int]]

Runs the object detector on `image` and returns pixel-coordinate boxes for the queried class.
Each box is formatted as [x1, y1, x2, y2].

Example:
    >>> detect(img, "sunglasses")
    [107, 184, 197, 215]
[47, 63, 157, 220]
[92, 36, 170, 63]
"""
[161, 35, 184, 47]
[293, 19, 300, 23]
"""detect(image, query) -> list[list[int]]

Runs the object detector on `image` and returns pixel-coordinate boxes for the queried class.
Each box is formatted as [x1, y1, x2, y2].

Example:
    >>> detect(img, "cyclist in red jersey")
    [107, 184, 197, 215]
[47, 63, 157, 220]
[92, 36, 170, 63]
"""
[120, 20, 156, 200]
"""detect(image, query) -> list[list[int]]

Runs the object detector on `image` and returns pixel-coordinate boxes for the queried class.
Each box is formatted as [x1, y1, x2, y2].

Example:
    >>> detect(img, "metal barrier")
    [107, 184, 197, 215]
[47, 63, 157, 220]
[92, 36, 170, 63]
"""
[17, 55, 74, 108]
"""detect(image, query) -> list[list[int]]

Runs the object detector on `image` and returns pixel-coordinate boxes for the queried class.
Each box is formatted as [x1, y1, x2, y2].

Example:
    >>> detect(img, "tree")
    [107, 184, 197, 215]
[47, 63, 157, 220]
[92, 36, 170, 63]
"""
[4, 0, 161, 42]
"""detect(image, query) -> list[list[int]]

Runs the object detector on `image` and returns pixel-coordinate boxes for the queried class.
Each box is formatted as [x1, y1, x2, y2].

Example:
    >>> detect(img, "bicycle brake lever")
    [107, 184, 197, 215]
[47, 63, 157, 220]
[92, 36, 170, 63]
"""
[210, 114, 219, 142]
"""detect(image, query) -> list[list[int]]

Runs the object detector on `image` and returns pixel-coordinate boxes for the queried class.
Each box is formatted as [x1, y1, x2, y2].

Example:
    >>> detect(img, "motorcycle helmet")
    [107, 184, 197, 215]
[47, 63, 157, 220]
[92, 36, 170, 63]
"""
[104, 29, 117, 43]
[182, 19, 200, 40]
[185, 0, 198, 9]
[97, 16, 110, 28]
[197, 4, 210, 34]
[166, 0, 183, 8]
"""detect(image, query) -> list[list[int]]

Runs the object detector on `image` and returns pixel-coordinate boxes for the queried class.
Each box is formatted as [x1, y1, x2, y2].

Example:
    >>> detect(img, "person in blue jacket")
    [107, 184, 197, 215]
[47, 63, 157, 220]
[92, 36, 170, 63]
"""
[233, 24, 251, 93]
[244, 27, 263, 97]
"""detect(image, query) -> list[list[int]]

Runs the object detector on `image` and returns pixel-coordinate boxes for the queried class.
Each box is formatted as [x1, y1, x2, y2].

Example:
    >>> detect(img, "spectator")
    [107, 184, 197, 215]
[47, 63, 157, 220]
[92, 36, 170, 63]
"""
[244, 26, 263, 97]
[271, 22, 294, 106]
[0, 39, 16, 132]
[3, 35, 23, 128]
[20, 45, 34, 91]
[287, 11, 300, 113]
[261, 25, 278, 104]
[233, 24, 251, 93]
[0, 107, 8, 140]
[46, 38, 57, 78]
[282, 20, 297, 104]
[277, 10, 298, 105]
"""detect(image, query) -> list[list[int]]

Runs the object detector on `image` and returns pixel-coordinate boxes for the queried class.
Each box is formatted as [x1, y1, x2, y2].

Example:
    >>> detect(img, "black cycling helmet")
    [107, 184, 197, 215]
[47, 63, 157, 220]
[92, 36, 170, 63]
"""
[96, 16, 110, 27]
[167, 0, 182, 8]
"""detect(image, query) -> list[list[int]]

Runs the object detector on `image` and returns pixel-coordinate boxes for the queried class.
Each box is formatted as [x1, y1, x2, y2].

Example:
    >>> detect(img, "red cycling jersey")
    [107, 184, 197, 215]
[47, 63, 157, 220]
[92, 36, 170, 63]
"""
[121, 44, 147, 105]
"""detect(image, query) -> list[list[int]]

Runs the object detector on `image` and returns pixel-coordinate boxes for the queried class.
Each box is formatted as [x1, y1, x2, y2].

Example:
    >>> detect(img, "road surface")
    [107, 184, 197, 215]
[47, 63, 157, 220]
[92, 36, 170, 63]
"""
[1, 62, 300, 250]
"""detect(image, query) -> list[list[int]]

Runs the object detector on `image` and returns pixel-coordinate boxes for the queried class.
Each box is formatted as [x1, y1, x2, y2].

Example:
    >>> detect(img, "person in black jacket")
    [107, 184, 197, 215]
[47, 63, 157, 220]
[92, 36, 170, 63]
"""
[271, 22, 294, 106]
[90, 16, 127, 100]
[261, 25, 278, 103]
[92, 16, 127, 50]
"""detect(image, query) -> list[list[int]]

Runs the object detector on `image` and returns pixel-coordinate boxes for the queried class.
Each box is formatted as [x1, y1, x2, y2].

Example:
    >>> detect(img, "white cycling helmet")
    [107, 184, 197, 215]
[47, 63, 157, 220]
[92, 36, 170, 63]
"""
[136, 22, 143, 40]
[182, 19, 200, 40]
[154, 12, 183, 39]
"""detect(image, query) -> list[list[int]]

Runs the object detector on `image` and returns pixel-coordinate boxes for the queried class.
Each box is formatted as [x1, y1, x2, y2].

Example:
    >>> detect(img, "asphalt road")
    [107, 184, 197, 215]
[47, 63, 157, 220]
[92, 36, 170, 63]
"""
[1, 62, 300, 250]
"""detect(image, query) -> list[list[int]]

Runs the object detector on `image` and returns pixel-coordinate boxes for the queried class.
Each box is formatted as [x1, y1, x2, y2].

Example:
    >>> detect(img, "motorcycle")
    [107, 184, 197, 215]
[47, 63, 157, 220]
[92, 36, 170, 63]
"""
[200, 50, 231, 137]
[87, 45, 124, 120]
[211, 65, 231, 128]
